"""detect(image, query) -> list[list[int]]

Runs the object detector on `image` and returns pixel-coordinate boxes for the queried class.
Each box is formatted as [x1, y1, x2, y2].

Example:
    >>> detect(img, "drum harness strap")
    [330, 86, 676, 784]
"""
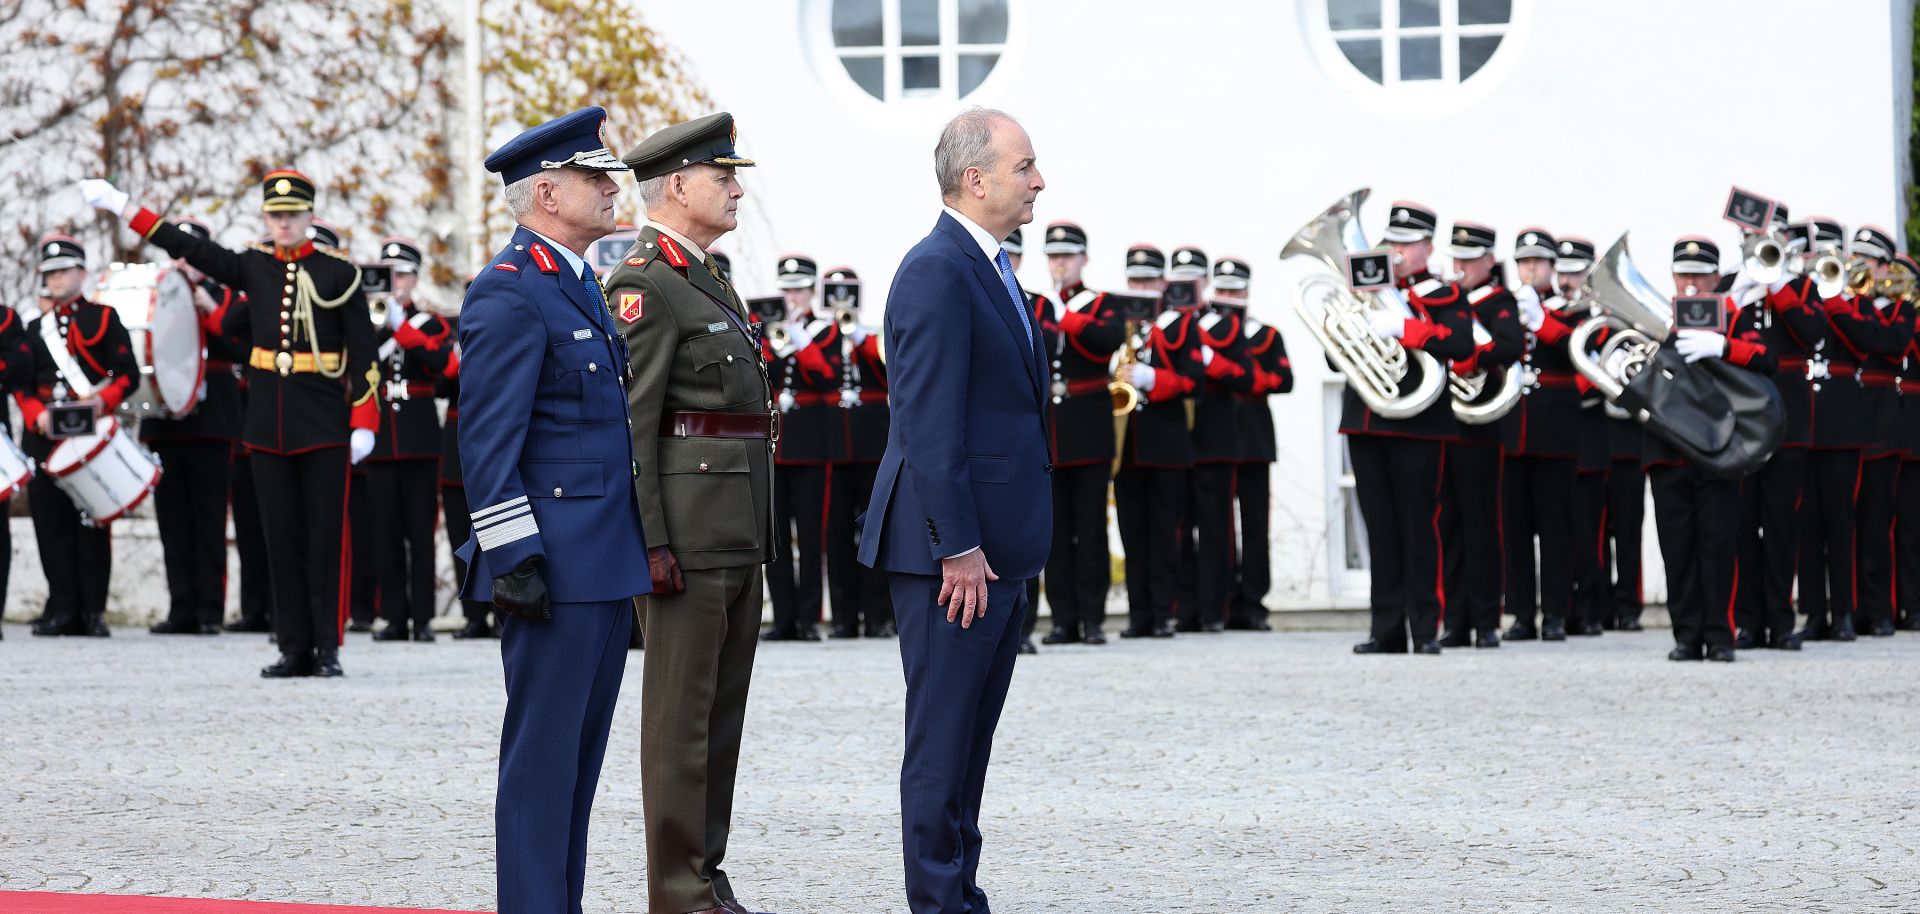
[38, 316, 101, 401]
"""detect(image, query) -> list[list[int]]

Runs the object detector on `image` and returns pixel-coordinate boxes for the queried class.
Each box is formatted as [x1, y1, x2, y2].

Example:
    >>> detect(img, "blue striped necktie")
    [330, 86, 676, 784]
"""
[993, 248, 1034, 348]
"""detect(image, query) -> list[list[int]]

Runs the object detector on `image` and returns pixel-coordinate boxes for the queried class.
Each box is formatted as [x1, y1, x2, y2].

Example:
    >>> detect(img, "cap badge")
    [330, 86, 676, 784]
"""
[1455, 229, 1469, 242]
[1132, 251, 1150, 263]
[1560, 242, 1573, 254]
[1523, 233, 1537, 245]
[1220, 263, 1235, 274]
[385, 243, 401, 257]
[1686, 242, 1700, 254]
[274, 178, 292, 196]
[1176, 251, 1192, 264]
[1050, 227, 1066, 240]
[46, 243, 58, 256]
[1395, 209, 1408, 221]
[783, 258, 799, 272]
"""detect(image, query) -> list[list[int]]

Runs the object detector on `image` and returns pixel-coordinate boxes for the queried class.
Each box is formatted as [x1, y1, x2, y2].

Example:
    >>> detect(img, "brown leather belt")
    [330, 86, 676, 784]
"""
[661, 411, 774, 439]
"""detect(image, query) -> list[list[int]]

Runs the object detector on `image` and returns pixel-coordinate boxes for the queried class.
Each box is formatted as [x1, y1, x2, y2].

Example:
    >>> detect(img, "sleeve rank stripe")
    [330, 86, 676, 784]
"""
[473, 504, 532, 529]
[471, 494, 529, 520]
[475, 514, 540, 551]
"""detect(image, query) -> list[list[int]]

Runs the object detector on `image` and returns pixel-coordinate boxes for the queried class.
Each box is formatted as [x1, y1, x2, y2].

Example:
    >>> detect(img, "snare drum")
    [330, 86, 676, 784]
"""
[0, 434, 33, 500]
[43, 416, 163, 526]
[94, 262, 206, 418]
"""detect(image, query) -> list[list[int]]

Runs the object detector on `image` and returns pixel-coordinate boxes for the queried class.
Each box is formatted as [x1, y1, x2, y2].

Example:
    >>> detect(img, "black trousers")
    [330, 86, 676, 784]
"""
[1605, 459, 1646, 624]
[366, 459, 440, 629]
[1503, 454, 1576, 627]
[767, 463, 825, 635]
[26, 473, 112, 626]
[1734, 446, 1804, 642]
[1347, 435, 1445, 647]
[1044, 462, 1111, 636]
[150, 438, 233, 628]
[826, 461, 891, 633]
[1230, 462, 1272, 626]
[1648, 464, 1739, 650]
[348, 469, 378, 627]
[1898, 459, 1920, 625]
[1177, 463, 1236, 629]
[1113, 465, 1186, 633]
[1855, 454, 1900, 628]
[1797, 448, 1862, 634]
[0, 493, 11, 620]
[1570, 469, 1609, 629]
[440, 484, 493, 626]
[1439, 442, 1503, 636]
[1025, 576, 1040, 638]
[231, 453, 273, 626]
[251, 447, 350, 657]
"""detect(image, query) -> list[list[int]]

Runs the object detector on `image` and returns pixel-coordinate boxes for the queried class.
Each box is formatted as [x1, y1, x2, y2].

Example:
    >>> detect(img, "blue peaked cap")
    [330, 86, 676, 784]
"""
[484, 107, 630, 186]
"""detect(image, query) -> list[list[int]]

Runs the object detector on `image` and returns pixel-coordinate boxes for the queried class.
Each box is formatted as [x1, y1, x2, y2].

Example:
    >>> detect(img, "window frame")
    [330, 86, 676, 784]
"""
[822, 0, 1011, 105]
[1303, 0, 1527, 110]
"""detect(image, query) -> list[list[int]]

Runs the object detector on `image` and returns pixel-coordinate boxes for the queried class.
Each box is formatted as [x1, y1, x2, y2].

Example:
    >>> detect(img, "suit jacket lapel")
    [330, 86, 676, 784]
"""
[936, 214, 1043, 399]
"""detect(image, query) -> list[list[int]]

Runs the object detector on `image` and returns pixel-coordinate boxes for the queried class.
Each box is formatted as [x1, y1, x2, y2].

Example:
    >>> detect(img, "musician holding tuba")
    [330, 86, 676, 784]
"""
[1559, 236, 1617, 637]
[1434, 221, 1523, 648]
[1338, 202, 1476, 655]
[1833, 225, 1911, 640]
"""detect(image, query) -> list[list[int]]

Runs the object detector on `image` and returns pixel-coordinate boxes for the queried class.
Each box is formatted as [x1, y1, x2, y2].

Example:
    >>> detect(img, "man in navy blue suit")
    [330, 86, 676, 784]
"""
[455, 107, 653, 914]
[858, 108, 1050, 914]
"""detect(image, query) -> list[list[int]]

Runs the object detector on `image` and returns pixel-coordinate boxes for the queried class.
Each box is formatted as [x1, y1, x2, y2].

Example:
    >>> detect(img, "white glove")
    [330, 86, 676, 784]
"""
[1726, 270, 1757, 304]
[1129, 362, 1156, 392]
[848, 325, 870, 346]
[1602, 348, 1631, 378]
[1366, 310, 1405, 340]
[1200, 346, 1215, 366]
[350, 428, 376, 464]
[79, 178, 129, 214]
[1673, 329, 1727, 364]
[386, 300, 405, 330]
[1767, 275, 1790, 294]
[785, 319, 816, 349]
[1514, 285, 1545, 331]
[1875, 296, 1894, 312]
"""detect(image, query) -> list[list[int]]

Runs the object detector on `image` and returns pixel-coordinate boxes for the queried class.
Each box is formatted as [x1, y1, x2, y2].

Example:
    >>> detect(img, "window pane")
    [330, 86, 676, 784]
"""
[958, 0, 1008, 44]
[839, 56, 884, 99]
[902, 54, 940, 95]
[1400, 35, 1441, 80]
[1459, 0, 1512, 25]
[958, 53, 997, 96]
[832, 0, 882, 46]
[1327, 0, 1380, 30]
[1337, 38, 1383, 83]
[901, 0, 940, 46]
[1460, 35, 1502, 80]
[1398, 0, 1439, 27]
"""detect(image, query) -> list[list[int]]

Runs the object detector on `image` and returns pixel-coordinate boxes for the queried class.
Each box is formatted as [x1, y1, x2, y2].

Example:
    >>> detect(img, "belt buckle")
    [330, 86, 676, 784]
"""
[769, 410, 781, 447]
[386, 380, 411, 402]
[274, 351, 294, 376]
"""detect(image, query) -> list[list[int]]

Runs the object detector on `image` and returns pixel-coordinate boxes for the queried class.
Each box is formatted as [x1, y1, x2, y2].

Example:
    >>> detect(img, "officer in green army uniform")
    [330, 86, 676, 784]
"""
[602, 113, 786, 914]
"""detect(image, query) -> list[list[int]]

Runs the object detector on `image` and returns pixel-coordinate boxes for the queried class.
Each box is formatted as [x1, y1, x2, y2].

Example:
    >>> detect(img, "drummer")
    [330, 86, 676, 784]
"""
[18, 234, 140, 638]
[0, 266, 37, 637]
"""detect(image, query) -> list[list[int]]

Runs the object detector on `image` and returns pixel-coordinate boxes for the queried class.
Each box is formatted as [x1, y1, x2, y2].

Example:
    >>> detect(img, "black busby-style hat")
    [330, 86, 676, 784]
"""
[1124, 244, 1166, 279]
[38, 234, 85, 273]
[1382, 201, 1439, 243]
[1212, 257, 1251, 291]
[1672, 236, 1722, 274]
[1446, 222, 1497, 260]
[1168, 246, 1209, 281]
[1514, 227, 1557, 261]
[380, 237, 425, 273]
[1042, 221, 1088, 255]
[623, 112, 756, 182]
[262, 169, 316, 213]
[776, 254, 818, 290]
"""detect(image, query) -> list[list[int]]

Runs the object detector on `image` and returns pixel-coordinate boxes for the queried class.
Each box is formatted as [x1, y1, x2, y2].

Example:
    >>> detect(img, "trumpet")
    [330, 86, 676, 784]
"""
[370, 296, 389, 327]
[1741, 232, 1787, 286]
[1811, 247, 1849, 299]
[1110, 322, 1141, 416]
[766, 321, 793, 357]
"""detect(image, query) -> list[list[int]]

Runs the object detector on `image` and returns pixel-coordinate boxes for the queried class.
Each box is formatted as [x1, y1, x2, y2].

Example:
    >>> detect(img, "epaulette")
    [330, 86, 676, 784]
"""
[1412, 278, 1445, 299]
[314, 244, 353, 262]
[1153, 308, 1183, 330]
[1065, 289, 1100, 313]
[1468, 285, 1496, 304]
[247, 241, 275, 255]
[1243, 317, 1265, 340]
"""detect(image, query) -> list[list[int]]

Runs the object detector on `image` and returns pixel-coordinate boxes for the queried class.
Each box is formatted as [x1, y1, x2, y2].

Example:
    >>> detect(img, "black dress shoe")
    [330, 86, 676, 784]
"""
[1616, 617, 1644, 632]
[1667, 646, 1703, 661]
[1018, 638, 1038, 655]
[760, 627, 796, 641]
[314, 649, 344, 677]
[77, 617, 110, 637]
[1438, 628, 1471, 648]
[261, 652, 315, 678]
[1732, 631, 1759, 650]
[453, 619, 495, 639]
[372, 623, 410, 641]
[197, 623, 223, 635]
[1832, 617, 1857, 642]
[1475, 630, 1501, 648]
[1117, 626, 1152, 639]
[864, 622, 897, 638]
[1412, 640, 1442, 654]
[346, 620, 374, 634]
[1869, 620, 1896, 637]
[796, 626, 822, 642]
[828, 627, 860, 639]
[1705, 645, 1736, 662]
[149, 620, 200, 635]
[30, 617, 72, 637]
[1505, 621, 1538, 641]
[1540, 619, 1567, 641]
[1769, 633, 1803, 651]
[1150, 622, 1177, 638]
[1352, 638, 1406, 654]
[1081, 630, 1107, 646]
[224, 617, 272, 633]
[411, 626, 436, 642]
[1173, 622, 1203, 633]
[1201, 621, 1225, 633]
[1794, 623, 1828, 642]
[1040, 628, 1081, 645]
[1577, 623, 1605, 636]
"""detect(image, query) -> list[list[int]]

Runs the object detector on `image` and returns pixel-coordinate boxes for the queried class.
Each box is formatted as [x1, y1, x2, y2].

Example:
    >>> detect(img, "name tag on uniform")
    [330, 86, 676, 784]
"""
[707, 321, 729, 334]
[573, 329, 593, 340]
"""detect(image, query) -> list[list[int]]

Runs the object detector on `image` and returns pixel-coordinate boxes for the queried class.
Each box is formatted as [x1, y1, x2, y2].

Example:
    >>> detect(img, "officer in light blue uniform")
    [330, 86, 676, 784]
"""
[454, 106, 652, 914]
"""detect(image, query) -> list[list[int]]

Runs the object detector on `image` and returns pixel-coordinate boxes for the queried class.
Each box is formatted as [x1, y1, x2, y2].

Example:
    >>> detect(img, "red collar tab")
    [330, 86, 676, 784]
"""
[528, 243, 561, 274]
[274, 242, 315, 263]
[657, 234, 690, 269]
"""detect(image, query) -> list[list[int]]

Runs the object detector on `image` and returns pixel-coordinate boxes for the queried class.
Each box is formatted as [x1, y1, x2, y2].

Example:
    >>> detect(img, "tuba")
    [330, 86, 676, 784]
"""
[1568, 235, 1673, 404]
[1280, 189, 1446, 419]
[1450, 318, 1522, 424]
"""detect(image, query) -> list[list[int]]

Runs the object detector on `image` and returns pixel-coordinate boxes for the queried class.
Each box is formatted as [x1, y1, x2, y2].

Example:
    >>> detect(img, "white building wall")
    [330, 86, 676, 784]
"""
[630, 0, 1907, 607]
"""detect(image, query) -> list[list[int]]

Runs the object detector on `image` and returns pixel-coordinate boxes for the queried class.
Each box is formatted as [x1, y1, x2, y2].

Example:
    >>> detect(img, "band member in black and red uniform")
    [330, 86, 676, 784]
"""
[1836, 225, 1908, 639]
[435, 282, 495, 639]
[1212, 258, 1291, 631]
[1500, 228, 1581, 642]
[1729, 209, 1822, 650]
[307, 222, 377, 635]
[822, 266, 894, 639]
[763, 254, 841, 642]
[84, 170, 380, 678]
[1555, 237, 1613, 638]
[1651, 236, 1776, 662]
[1346, 203, 1475, 654]
[1114, 244, 1205, 639]
[143, 218, 250, 635]
[365, 238, 456, 642]
[1891, 254, 1920, 631]
[1174, 247, 1259, 633]
[17, 235, 138, 637]
[1031, 222, 1124, 646]
[1794, 218, 1871, 643]
[1434, 222, 1521, 648]
[0, 272, 36, 636]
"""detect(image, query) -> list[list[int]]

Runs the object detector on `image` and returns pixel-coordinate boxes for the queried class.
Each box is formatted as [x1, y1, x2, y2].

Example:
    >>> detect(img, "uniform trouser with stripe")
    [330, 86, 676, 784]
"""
[250, 446, 350, 657]
[1440, 441, 1503, 637]
[1347, 434, 1444, 646]
[1113, 465, 1186, 633]
[440, 485, 494, 627]
[26, 473, 111, 628]
[230, 453, 274, 626]
[1648, 464, 1739, 651]
[366, 458, 441, 630]
[348, 468, 378, 627]
[1178, 462, 1237, 629]
[767, 463, 825, 636]
[1569, 469, 1610, 630]
[1605, 458, 1646, 624]
[1230, 461, 1273, 626]
[1503, 454, 1576, 627]
[1854, 454, 1901, 628]
[1898, 458, 1920, 625]
[1734, 446, 1804, 642]
[1797, 448, 1862, 634]
[637, 564, 761, 913]
[149, 438, 233, 628]
[1042, 462, 1112, 637]
[495, 599, 631, 914]
[826, 461, 892, 633]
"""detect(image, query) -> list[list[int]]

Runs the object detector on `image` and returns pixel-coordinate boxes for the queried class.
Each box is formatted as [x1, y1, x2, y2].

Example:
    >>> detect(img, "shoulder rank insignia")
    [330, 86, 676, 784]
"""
[494, 263, 519, 272]
[656, 234, 690, 269]
[618, 292, 643, 323]
[627, 256, 648, 266]
[527, 243, 560, 274]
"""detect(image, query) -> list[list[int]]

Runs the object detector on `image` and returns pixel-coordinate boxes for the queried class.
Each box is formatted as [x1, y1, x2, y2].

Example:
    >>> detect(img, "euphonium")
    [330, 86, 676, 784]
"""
[1568, 234, 1671, 405]
[1279, 188, 1446, 419]
[1450, 318, 1522, 424]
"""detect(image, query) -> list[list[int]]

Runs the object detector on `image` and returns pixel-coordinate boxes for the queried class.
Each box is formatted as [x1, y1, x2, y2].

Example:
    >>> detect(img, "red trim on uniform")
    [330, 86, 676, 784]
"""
[493, 263, 519, 272]
[443, 349, 460, 380]
[656, 234, 690, 269]
[338, 456, 353, 642]
[128, 207, 164, 239]
[1725, 559, 1740, 645]
[273, 242, 315, 263]
[1431, 444, 1448, 627]
[1535, 310, 1574, 345]
[1057, 309, 1094, 335]
[528, 243, 560, 274]
[1850, 450, 1865, 611]
[350, 393, 379, 432]
[1400, 318, 1446, 349]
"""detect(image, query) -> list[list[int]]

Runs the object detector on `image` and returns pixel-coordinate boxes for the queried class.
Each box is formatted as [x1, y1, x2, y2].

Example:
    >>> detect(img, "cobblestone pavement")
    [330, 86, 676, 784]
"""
[1, 622, 1916, 914]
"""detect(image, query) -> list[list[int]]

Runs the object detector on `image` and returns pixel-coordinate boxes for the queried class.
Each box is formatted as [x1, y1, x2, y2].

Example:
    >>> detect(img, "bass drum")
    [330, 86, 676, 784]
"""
[0, 434, 33, 500]
[94, 262, 206, 418]
[43, 415, 163, 526]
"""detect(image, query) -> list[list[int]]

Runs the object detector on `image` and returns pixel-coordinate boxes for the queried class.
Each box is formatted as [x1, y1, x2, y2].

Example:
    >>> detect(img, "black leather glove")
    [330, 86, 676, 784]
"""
[492, 558, 551, 622]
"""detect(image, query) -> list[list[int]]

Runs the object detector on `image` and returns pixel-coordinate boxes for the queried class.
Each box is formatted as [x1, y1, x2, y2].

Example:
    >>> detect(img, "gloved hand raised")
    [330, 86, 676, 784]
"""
[1672, 329, 1727, 364]
[78, 178, 129, 215]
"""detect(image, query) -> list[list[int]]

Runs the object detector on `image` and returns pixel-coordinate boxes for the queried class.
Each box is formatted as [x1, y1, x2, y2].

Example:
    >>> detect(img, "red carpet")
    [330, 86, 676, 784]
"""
[0, 893, 488, 914]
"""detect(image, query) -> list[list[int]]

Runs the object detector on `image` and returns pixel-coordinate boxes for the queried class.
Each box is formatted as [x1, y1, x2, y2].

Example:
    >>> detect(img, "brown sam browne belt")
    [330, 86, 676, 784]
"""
[661, 410, 776, 439]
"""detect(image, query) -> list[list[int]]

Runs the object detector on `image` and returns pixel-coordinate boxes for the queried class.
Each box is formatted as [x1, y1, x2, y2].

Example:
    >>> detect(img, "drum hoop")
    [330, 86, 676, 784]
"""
[45, 417, 120, 477]
[148, 268, 206, 417]
[79, 463, 161, 527]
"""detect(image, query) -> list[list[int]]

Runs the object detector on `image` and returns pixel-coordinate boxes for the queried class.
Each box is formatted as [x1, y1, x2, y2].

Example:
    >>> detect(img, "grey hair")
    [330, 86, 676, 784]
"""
[502, 174, 537, 218]
[935, 107, 1014, 201]
[637, 173, 673, 211]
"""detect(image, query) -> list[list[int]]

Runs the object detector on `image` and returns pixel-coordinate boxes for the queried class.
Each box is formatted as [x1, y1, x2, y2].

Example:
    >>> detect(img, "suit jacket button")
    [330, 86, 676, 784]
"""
[588, 362, 598, 372]
[698, 462, 709, 472]
[1045, 463, 1054, 473]
[553, 486, 563, 497]
[726, 354, 735, 364]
